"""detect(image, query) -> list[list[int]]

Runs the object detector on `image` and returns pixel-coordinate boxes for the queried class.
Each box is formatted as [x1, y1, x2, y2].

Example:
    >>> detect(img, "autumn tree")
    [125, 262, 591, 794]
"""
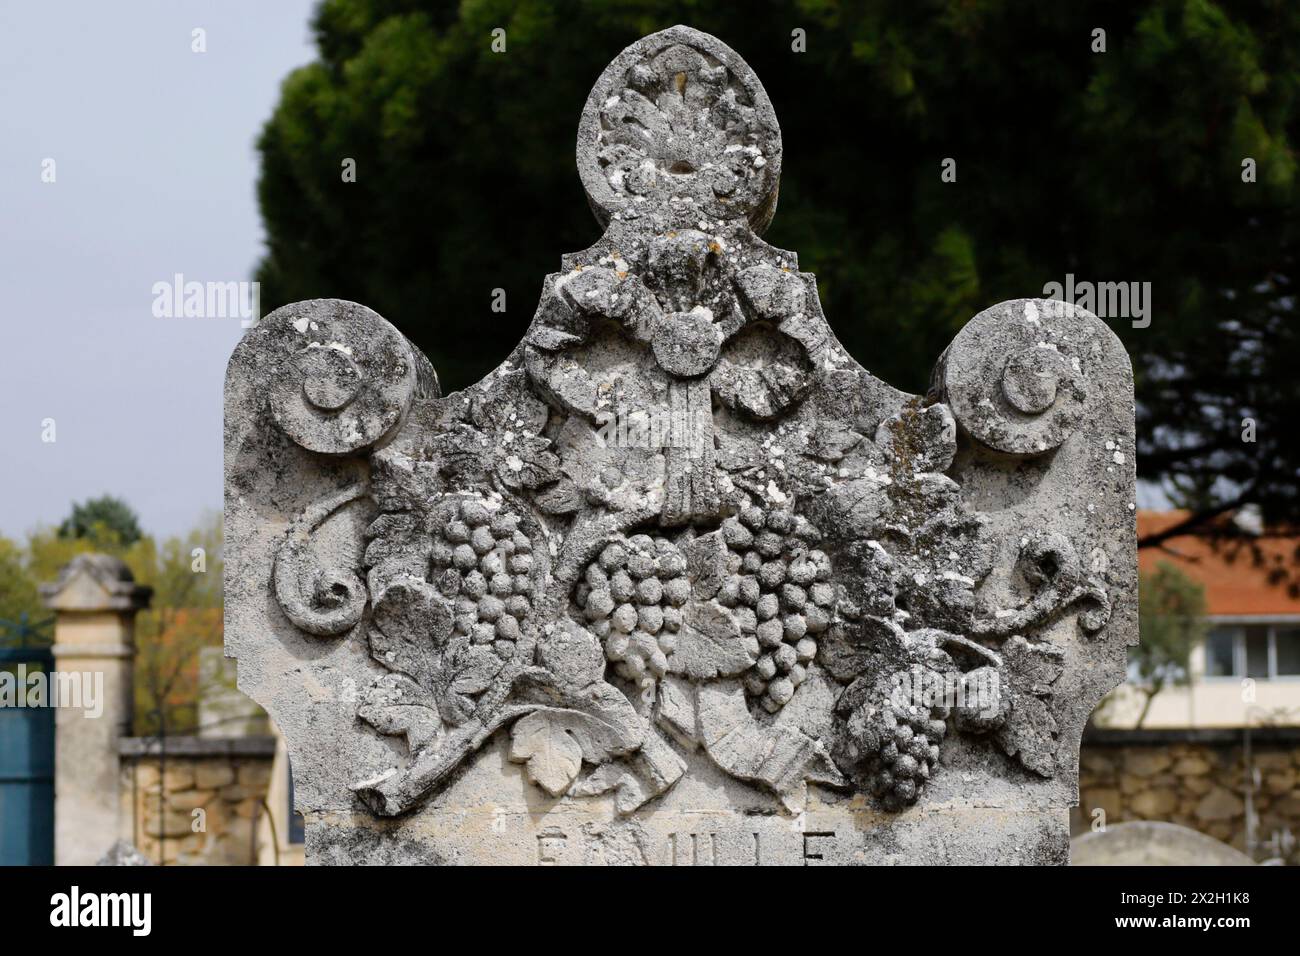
[11, 509, 227, 734]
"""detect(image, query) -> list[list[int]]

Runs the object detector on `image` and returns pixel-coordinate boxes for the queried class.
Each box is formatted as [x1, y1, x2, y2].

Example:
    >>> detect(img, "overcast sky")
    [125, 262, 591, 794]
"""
[0, 0, 317, 540]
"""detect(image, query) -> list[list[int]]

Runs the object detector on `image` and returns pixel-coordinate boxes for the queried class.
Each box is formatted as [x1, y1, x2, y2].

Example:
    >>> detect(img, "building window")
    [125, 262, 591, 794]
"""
[1276, 628, 1300, 677]
[1205, 628, 1236, 677]
[1244, 626, 1270, 678]
[1203, 624, 1300, 680]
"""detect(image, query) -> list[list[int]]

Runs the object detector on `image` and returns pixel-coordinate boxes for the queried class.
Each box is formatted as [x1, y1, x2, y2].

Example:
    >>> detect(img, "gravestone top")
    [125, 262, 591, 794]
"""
[1071, 822, 1255, 866]
[97, 840, 154, 867]
[224, 25, 1136, 865]
[40, 553, 152, 613]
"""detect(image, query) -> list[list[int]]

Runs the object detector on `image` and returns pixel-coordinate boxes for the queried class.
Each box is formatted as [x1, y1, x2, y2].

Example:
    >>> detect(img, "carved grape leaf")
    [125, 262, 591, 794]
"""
[570, 729, 687, 814]
[682, 530, 727, 600]
[697, 680, 845, 796]
[428, 420, 560, 493]
[874, 403, 957, 474]
[735, 264, 806, 319]
[1002, 634, 1067, 694]
[556, 265, 640, 320]
[995, 695, 1058, 777]
[654, 674, 700, 747]
[368, 581, 452, 688]
[509, 701, 642, 797]
[666, 600, 759, 680]
[534, 477, 583, 514]
[991, 636, 1066, 777]
[468, 367, 549, 436]
[778, 311, 828, 357]
[712, 356, 812, 421]
[805, 474, 890, 541]
[420, 635, 507, 726]
[448, 641, 505, 696]
[366, 580, 508, 728]
[528, 325, 584, 351]
[363, 511, 432, 596]
[428, 425, 493, 484]
[510, 710, 584, 794]
[807, 421, 864, 461]
[358, 673, 442, 752]
[370, 445, 440, 514]
[536, 621, 607, 690]
[496, 433, 562, 490]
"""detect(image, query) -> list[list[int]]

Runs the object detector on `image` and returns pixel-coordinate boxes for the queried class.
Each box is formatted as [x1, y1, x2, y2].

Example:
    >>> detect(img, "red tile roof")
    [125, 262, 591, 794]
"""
[1138, 511, 1300, 617]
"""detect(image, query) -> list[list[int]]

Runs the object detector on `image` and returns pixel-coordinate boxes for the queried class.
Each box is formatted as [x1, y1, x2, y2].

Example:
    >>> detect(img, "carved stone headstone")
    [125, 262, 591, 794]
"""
[225, 26, 1136, 865]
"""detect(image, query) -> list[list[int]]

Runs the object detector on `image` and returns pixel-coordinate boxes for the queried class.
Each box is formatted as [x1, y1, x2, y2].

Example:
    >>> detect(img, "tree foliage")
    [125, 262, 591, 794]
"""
[57, 494, 143, 547]
[0, 537, 43, 634]
[1132, 561, 1207, 726]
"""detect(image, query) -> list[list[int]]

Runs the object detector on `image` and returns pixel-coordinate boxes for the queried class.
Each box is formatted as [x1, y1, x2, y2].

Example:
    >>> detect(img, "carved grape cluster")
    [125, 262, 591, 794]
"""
[837, 665, 951, 806]
[841, 667, 948, 809]
[575, 534, 691, 689]
[715, 506, 831, 712]
[429, 497, 534, 662]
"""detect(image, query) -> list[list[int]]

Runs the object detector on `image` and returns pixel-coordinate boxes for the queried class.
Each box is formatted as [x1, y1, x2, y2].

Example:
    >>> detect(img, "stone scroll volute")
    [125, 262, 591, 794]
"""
[224, 26, 1136, 865]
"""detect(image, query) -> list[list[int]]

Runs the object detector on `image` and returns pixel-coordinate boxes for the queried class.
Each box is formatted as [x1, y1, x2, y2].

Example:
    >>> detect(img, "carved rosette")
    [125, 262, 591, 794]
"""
[577, 29, 782, 233]
[224, 26, 1136, 845]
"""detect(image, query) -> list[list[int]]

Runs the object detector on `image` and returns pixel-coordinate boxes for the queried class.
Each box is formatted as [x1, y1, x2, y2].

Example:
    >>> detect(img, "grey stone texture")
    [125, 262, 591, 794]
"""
[224, 26, 1136, 864]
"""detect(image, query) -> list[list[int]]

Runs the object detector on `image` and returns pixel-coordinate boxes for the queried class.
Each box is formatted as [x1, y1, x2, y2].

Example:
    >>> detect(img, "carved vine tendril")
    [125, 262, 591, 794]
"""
[273, 482, 370, 636]
[970, 531, 1112, 640]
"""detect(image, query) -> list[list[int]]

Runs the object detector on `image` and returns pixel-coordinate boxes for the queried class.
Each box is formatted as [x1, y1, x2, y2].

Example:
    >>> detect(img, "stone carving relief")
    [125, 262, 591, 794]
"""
[225, 26, 1136, 860]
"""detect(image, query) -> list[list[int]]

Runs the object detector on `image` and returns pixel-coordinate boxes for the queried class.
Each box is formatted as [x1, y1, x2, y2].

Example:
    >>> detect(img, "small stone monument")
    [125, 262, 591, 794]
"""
[1071, 822, 1256, 866]
[40, 554, 151, 866]
[225, 26, 1136, 865]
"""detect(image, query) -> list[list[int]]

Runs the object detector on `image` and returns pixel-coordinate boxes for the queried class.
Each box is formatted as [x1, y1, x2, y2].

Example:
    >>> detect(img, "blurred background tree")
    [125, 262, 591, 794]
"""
[57, 494, 143, 547]
[128, 514, 226, 738]
[254, 0, 1298, 549]
[1130, 561, 1207, 727]
[0, 538, 41, 627]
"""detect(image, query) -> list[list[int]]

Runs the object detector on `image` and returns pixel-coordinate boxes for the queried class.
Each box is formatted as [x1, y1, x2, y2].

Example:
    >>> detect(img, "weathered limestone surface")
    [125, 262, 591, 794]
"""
[224, 26, 1137, 865]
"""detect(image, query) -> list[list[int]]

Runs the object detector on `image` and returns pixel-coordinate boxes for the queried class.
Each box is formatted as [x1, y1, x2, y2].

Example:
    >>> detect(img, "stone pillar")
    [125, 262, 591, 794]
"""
[40, 554, 151, 866]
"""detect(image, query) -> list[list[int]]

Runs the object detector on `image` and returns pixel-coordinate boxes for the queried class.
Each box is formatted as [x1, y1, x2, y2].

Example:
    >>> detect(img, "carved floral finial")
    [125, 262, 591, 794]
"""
[577, 26, 782, 233]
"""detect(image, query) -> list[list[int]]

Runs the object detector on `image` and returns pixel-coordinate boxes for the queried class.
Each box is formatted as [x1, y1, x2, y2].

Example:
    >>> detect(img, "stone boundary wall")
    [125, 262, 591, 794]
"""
[1075, 729, 1300, 863]
[117, 736, 276, 865]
